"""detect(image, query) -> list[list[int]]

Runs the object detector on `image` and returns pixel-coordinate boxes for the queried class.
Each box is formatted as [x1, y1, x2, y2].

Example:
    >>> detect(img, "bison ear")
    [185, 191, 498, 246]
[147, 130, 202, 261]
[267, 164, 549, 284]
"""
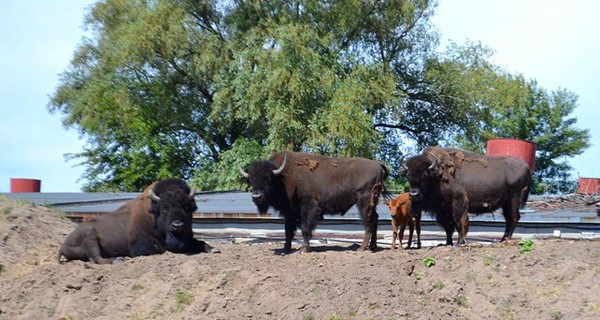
[149, 202, 160, 215]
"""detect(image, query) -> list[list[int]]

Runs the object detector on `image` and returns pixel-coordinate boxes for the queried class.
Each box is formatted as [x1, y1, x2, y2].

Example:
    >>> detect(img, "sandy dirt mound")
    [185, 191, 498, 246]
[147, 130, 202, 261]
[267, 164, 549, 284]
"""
[1, 195, 600, 320]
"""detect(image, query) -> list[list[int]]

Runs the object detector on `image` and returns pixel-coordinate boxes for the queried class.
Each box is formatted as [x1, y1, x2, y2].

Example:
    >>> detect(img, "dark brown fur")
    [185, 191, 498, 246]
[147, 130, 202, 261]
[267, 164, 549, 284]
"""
[242, 151, 388, 253]
[406, 147, 531, 245]
[58, 179, 219, 264]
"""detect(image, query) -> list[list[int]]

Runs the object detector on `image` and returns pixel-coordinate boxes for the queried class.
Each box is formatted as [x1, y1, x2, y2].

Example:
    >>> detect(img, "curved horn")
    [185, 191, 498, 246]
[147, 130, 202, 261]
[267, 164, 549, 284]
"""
[238, 163, 249, 178]
[272, 154, 287, 175]
[427, 152, 438, 170]
[189, 188, 196, 198]
[149, 189, 160, 202]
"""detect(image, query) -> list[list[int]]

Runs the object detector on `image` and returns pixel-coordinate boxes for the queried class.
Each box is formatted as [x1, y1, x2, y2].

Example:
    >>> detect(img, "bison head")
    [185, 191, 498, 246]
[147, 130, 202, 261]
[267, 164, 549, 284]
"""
[239, 155, 287, 214]
[405, 152, 439, 204]
[148, 179, 197, 253]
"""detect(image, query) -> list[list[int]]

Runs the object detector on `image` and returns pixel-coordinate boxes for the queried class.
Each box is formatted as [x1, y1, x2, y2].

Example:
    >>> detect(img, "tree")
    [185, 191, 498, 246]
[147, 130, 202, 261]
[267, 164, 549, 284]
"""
[49, 0, 589, 192]
[452, 72, 590, 193]
[49, 0, 439, 191]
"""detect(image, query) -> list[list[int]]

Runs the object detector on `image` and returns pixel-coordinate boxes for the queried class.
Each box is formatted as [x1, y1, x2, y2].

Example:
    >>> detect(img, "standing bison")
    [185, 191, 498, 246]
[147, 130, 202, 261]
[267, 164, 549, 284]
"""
[404, 147, 531, 246]
[239, 151, 388, 253]
[58, 178, 220, 264]
[387, 192, 421, 250]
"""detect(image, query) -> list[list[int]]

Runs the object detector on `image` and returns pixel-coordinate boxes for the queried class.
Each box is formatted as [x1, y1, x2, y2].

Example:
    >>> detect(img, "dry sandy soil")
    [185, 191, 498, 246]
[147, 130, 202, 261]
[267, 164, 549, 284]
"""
[1, 195, 600, 320]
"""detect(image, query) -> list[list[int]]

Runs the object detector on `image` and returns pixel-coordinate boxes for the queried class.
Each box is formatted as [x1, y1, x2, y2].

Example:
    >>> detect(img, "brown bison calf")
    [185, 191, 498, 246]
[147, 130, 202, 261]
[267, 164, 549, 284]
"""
[387, 192, 421, 250]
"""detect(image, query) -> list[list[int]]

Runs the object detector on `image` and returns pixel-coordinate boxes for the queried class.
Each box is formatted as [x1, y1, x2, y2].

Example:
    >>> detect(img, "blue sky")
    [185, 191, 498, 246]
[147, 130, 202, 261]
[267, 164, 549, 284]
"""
[0, 0, 598, 192]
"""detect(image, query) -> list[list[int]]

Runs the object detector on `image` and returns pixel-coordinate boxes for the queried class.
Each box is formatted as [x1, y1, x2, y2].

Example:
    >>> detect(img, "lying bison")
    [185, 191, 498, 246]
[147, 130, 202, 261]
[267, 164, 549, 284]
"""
[58, 178, 220, 264]
[404, 147, 531, 246]
[239, 151, 388, 253]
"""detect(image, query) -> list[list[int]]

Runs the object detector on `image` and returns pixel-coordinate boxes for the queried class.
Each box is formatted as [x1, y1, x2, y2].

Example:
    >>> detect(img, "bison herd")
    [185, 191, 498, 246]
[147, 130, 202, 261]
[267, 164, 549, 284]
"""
[59, 147, 532, 264]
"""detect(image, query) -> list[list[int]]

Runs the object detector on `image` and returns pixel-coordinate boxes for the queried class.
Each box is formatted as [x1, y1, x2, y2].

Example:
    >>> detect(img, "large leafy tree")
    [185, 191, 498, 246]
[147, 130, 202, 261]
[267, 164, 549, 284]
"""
[50, 0, 589, 192]
[456, 74, 590, 193]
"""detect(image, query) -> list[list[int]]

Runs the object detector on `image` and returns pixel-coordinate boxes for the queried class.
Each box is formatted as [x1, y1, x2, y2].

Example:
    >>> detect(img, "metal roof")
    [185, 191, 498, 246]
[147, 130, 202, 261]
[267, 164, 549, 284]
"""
[2, 192, 599, 225]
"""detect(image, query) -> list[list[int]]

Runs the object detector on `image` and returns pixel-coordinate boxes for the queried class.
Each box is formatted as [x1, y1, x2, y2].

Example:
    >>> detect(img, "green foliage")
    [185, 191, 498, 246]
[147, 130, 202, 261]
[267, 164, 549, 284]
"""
[550, 310, 564, 320]
[190, 138, 266, 191]
[49, 0, 589, 191]
[453, 294, 469, 307]
[482, 253, 495, 266]
[422, 256, 436, 268]
[453, 72, 589, 192]
[174, 289, 194, 306]
[130, 283, 144, 293]
[413, 271, 423, 280]
[433, 280, 445, 290]
[2, 206, 12, 215]
[519, 239, 535, 254]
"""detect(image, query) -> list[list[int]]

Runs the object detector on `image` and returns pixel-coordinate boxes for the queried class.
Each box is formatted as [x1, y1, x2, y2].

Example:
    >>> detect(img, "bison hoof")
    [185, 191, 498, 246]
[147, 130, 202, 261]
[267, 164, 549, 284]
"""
[112, 257, 126, 265]
[209, 247, 221, 254]
[298, 246, 311, 254]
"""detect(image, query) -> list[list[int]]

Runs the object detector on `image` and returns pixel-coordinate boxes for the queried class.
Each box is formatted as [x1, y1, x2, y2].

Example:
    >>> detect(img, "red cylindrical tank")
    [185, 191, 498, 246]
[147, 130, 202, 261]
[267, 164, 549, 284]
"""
[10, 178, 41, 193]
[486, 138, 536, 173]
[577, 177, 600, 195]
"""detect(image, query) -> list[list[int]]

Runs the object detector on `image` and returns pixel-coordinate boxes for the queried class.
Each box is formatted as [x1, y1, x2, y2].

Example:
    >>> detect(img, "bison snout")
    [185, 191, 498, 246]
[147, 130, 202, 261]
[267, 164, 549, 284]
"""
[170, 220, 185, 233]
[408, 189, 421, 202]
[251, 192, 264, 201]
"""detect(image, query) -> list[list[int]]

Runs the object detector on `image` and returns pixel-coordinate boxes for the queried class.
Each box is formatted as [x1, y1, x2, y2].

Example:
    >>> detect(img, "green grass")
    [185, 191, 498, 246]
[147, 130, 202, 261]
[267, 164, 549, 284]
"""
[175, 290, 194, 311]
[518, 239, 535, 254]
[422, 256, 436, 268]
[453, 294, 469, 307]
[433, 280, 445, 290]
[482, 253, 495, 266]
[550, 310, 564, 320]
[131, 283, 144, 292]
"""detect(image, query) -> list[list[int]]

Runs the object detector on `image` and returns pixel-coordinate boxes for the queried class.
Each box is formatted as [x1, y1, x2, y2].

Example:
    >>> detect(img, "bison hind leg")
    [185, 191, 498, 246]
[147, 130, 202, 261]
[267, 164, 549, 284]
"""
[298, 208, 321, 253]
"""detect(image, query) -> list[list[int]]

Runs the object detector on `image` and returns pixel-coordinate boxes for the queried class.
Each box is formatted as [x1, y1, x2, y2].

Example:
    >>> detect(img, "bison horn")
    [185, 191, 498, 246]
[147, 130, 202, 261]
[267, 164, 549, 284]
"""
[149, 189, 160, 202]
[189, 188, 196, 198]
[427, 152, 438, 170]
[238, 163, 249, 178]
[272, 154, 287, 175]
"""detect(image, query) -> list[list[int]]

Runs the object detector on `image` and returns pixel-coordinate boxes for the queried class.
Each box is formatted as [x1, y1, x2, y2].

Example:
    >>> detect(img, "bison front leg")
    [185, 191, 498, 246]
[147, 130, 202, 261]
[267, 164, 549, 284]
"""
[415, 213, 422, 249]
[283, 219, 297, 253]
[398, 222, 407, 251]
[435, 212, 455, 246]
[390, 218, 398, 250]
[405, 219, 414, 250]
[190, 239, 221, 254]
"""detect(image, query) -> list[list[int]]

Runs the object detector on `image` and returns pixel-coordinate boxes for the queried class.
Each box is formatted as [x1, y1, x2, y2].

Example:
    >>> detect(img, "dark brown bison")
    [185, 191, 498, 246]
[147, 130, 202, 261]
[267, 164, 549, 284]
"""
[404, 147, 531, 246]
[387, 192, 421, 250]
[239, 151, 388, 253]
[58, 178, 220, 264]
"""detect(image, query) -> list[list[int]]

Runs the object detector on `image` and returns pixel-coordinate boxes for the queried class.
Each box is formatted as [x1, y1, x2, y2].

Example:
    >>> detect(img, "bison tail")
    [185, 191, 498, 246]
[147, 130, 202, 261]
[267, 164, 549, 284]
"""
[378, 164, 394, 203]
[520, 179, 533, 209]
